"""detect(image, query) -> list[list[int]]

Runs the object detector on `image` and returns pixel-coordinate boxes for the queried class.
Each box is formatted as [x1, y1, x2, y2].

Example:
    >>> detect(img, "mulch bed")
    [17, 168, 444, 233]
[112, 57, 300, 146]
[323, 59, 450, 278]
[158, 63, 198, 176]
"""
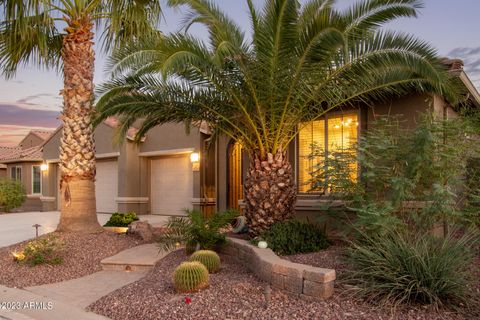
[0, 231, 145, 288]
[88, 249, 475, 320]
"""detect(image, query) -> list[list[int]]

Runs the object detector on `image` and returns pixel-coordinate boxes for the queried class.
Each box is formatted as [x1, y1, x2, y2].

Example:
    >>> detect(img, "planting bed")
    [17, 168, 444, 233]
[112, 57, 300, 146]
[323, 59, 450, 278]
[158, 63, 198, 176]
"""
[0, 231, 144, 288]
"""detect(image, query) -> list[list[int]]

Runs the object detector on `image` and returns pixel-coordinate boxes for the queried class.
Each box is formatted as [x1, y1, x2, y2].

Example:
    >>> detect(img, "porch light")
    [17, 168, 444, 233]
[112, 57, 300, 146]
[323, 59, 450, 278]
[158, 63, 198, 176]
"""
[190, 152, 200, 163]
[40, 163, 48, 171]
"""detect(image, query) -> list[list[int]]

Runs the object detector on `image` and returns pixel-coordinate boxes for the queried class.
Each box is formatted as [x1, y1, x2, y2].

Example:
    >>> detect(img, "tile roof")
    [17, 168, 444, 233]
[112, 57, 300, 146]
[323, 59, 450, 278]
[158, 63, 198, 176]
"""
[30, 130, 53, 141]
[0, 146, 43, 162]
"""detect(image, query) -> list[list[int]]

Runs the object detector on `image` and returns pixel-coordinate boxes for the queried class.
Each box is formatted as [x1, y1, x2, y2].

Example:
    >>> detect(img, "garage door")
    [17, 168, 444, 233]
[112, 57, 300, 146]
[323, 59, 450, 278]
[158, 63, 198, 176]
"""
[95, 160, 118, 213]
[151, 155, 192, 215]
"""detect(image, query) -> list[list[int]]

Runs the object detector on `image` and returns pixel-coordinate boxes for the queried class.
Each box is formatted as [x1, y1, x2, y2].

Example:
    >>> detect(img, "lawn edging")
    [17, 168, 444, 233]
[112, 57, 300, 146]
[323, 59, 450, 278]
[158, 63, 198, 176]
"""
[222, 237, 335, 300]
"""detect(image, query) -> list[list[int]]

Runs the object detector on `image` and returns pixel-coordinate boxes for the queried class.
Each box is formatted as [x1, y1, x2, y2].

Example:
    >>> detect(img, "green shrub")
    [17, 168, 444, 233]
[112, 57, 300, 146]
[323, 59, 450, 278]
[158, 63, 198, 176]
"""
[157, 209, 238, 253]
[344, 230, 476, 308]
[103, 212, 139, 227]
[173, 261, 209, 293]
[260, 219, 329, 255]
[189, 250, 221, 273]
[14, 236, 64, 266]
[0, 179, 26, 212]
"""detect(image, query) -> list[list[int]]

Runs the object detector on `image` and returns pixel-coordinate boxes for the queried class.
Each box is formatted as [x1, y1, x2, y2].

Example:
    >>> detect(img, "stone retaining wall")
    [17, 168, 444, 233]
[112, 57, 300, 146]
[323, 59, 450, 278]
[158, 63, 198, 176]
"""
[222, 237, 335, 300]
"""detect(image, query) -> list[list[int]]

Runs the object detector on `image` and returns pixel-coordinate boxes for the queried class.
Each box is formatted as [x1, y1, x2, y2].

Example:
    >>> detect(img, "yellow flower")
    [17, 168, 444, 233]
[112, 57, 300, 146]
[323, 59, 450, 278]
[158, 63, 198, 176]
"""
[12, 251, 25, 262]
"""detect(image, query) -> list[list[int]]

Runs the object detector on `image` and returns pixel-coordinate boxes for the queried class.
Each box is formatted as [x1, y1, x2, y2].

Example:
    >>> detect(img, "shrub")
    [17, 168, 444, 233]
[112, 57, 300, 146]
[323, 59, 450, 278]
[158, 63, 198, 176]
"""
[173, 261, 209, 293]
[157, 209, 238, 253]
[344, 230, 476, 308]
[14, 236, 64, 266]
[0, 179, 26, 212]
[103, 212, 139, 227]
[260, 219, 329, 255]
[189, 250, 221, 273]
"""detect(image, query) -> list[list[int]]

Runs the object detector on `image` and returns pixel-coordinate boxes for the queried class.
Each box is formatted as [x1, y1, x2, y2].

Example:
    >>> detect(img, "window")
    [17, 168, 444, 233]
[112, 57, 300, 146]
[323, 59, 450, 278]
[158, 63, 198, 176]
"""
[32, 165, 42, 194]
[11, 166, 21, 181]
[298, 112, 359, 193]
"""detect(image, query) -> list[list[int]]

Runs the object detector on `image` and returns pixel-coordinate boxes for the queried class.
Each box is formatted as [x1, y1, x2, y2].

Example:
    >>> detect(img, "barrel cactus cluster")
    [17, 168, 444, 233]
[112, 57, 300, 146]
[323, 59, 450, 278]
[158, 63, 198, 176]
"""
[189, 250, 221, 273]
[172, 249, 222, 293]
[173, 261, 209, 293]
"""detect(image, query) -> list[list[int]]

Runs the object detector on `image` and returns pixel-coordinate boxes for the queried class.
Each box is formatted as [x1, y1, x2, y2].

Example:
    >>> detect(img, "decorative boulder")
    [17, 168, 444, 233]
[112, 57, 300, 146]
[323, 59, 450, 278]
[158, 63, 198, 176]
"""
[128, 220, 153, 241]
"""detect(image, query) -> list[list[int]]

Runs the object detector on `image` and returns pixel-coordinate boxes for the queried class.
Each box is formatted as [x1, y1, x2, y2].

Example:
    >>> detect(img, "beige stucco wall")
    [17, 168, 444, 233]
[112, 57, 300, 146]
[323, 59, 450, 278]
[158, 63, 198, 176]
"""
[139, 123, 201, 153]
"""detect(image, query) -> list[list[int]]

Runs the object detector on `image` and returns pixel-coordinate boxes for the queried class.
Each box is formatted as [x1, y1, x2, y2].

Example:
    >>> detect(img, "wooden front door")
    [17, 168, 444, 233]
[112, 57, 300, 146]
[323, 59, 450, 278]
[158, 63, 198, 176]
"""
[228, 141, 243, 210]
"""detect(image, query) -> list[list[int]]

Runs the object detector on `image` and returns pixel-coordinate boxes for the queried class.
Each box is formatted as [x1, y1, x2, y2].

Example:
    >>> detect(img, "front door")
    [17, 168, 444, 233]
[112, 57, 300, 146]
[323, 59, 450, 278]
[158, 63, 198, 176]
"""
[228, 141, 243, 210]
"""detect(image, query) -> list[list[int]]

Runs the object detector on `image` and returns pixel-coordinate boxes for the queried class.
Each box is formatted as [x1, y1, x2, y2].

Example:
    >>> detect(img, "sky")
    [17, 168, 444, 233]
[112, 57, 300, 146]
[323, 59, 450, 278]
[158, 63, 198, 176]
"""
[0, 0, 479, 146]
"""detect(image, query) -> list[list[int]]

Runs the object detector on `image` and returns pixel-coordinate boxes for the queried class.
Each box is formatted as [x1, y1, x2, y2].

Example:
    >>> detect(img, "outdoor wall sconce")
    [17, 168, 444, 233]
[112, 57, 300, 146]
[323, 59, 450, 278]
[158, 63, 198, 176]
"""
[190, 152, 200, 172]
[40, 163, 48, 172]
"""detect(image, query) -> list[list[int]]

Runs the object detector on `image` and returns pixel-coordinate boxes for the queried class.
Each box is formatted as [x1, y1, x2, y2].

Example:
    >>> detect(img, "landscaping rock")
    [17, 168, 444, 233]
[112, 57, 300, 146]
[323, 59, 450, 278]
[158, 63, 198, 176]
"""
[128, 221, 153, 241]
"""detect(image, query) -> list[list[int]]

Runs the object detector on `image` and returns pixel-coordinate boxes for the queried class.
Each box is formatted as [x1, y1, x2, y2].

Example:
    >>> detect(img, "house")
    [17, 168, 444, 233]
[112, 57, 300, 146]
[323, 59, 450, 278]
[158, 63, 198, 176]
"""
[0, 164, 6, 178]
[0, 131, 53, 211]
[39, 59, 480, 218]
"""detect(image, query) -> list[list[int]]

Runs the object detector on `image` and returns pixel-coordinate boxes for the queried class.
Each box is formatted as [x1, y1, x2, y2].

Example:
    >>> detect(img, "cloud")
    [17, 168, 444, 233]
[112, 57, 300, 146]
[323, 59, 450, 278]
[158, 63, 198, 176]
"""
[0, 104, 59, 145]
[0, 125, 57, 146]
[448, 46, 480, 89]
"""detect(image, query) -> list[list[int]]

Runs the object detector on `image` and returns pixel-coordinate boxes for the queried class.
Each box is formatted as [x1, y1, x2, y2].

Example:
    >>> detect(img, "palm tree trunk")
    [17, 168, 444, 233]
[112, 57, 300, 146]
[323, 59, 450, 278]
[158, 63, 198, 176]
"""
[244, 150, 297, 236]
[56, 17, 102, 233]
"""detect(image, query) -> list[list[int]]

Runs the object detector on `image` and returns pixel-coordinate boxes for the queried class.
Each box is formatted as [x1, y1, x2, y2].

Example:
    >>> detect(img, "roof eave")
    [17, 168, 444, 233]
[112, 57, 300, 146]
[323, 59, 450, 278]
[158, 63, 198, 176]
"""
[0, 158, 43, 164]
[459, 71, 480, 108]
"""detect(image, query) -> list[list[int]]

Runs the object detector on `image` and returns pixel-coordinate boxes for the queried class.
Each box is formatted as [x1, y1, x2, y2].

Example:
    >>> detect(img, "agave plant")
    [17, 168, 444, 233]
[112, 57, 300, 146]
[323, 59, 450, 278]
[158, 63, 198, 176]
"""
[97, 0, 459, 235]
[157, 209, 238, 252]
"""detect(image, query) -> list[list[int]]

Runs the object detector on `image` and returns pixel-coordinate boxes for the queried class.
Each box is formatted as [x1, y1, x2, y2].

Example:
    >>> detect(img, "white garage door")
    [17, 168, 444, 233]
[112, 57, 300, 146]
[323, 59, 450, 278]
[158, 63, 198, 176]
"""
[151, 155, 192, 215]
[95, 160, 118, 213]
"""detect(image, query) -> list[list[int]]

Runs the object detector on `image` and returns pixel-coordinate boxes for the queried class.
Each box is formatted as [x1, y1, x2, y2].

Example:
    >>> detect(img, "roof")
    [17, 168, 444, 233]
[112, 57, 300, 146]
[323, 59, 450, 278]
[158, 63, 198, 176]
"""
[0, 146, 43, 163]
[18, 129, 54, 149]
[30, 130, 53, 141]
[103, 117, 141, 141]
[441, 57, 480, 107]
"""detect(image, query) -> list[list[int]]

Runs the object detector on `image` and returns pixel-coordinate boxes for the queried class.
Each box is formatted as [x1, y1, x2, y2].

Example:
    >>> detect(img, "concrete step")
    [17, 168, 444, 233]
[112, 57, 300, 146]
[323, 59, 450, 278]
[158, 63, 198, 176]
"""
[100, 243, 167, 272]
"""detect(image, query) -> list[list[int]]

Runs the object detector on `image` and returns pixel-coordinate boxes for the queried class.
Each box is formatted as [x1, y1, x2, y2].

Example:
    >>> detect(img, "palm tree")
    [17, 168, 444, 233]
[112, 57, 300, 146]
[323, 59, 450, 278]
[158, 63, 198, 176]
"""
[0, 0, 161, 233]
[96, 0, 459, 236]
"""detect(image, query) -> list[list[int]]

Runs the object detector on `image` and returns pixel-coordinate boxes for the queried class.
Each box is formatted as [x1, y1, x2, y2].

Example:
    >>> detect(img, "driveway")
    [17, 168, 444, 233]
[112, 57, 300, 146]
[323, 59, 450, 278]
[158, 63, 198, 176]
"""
[0, 211, 171, 248]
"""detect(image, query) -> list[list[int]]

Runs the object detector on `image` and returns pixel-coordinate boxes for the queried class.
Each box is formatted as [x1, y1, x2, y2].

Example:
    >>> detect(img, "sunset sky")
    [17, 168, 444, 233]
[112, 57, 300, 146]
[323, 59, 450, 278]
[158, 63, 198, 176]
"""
[0, 0, 479, 146]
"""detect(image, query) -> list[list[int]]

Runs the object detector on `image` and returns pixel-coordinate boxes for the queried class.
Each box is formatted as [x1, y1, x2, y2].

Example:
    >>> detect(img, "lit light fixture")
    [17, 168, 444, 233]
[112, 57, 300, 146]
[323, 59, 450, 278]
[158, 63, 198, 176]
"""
[190, 152, 200, 163]
[334, 124, 340, 129]
[40, 163, 48, 171]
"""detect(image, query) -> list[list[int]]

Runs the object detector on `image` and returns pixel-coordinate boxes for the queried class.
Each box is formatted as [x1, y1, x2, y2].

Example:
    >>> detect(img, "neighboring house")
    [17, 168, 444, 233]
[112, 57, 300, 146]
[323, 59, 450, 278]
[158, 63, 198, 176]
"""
[0, 164, 6, 178]
[0, 131, 53, 211]
[40, 59, 480, 217]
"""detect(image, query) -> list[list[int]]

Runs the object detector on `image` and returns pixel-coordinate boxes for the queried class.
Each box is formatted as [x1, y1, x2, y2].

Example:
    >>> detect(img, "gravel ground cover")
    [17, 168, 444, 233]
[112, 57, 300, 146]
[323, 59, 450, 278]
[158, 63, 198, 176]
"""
[88, 249, 474, 320]
[0, 231, 144, 288]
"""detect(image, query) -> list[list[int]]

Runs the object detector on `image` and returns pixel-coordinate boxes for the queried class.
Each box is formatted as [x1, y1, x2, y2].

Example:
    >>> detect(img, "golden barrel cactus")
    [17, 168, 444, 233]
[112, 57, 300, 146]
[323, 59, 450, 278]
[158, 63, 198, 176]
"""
[173, 261, 209, 293]
[189, 250, 221, 273]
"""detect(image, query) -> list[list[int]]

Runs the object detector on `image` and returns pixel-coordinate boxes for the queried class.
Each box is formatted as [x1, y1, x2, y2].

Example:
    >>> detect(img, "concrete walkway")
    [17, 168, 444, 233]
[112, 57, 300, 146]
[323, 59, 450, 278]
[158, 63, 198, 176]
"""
[9, 244, 169, 319]
[25, 270, 148, 309]
[0, 211, 171, 247]
[0, 285, 108, 320]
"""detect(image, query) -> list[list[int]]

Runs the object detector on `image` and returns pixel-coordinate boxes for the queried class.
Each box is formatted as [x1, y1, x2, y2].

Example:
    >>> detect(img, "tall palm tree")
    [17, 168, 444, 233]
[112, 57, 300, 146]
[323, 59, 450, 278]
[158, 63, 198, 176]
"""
[0, 0, 161, 233]
[96, 0, 459, 236]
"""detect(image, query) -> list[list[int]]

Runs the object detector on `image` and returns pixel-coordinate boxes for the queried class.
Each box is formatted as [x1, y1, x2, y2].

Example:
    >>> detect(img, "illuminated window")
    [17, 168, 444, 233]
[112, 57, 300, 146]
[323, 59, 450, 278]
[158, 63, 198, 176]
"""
[298, 112, 358, 193]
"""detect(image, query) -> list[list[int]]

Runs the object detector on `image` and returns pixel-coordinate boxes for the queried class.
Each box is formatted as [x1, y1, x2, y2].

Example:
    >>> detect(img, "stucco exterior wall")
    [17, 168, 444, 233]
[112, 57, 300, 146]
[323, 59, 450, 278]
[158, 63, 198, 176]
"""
[43, 123, 120, 161]
[140, 123, 201, 153]
[0, 168, 6, 178]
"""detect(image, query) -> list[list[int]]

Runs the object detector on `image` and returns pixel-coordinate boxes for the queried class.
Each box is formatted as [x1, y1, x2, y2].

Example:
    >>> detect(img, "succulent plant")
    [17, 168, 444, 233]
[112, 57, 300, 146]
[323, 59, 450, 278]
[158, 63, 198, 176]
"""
[173, 261, 209, 293]
[188, 250, 221, 273]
